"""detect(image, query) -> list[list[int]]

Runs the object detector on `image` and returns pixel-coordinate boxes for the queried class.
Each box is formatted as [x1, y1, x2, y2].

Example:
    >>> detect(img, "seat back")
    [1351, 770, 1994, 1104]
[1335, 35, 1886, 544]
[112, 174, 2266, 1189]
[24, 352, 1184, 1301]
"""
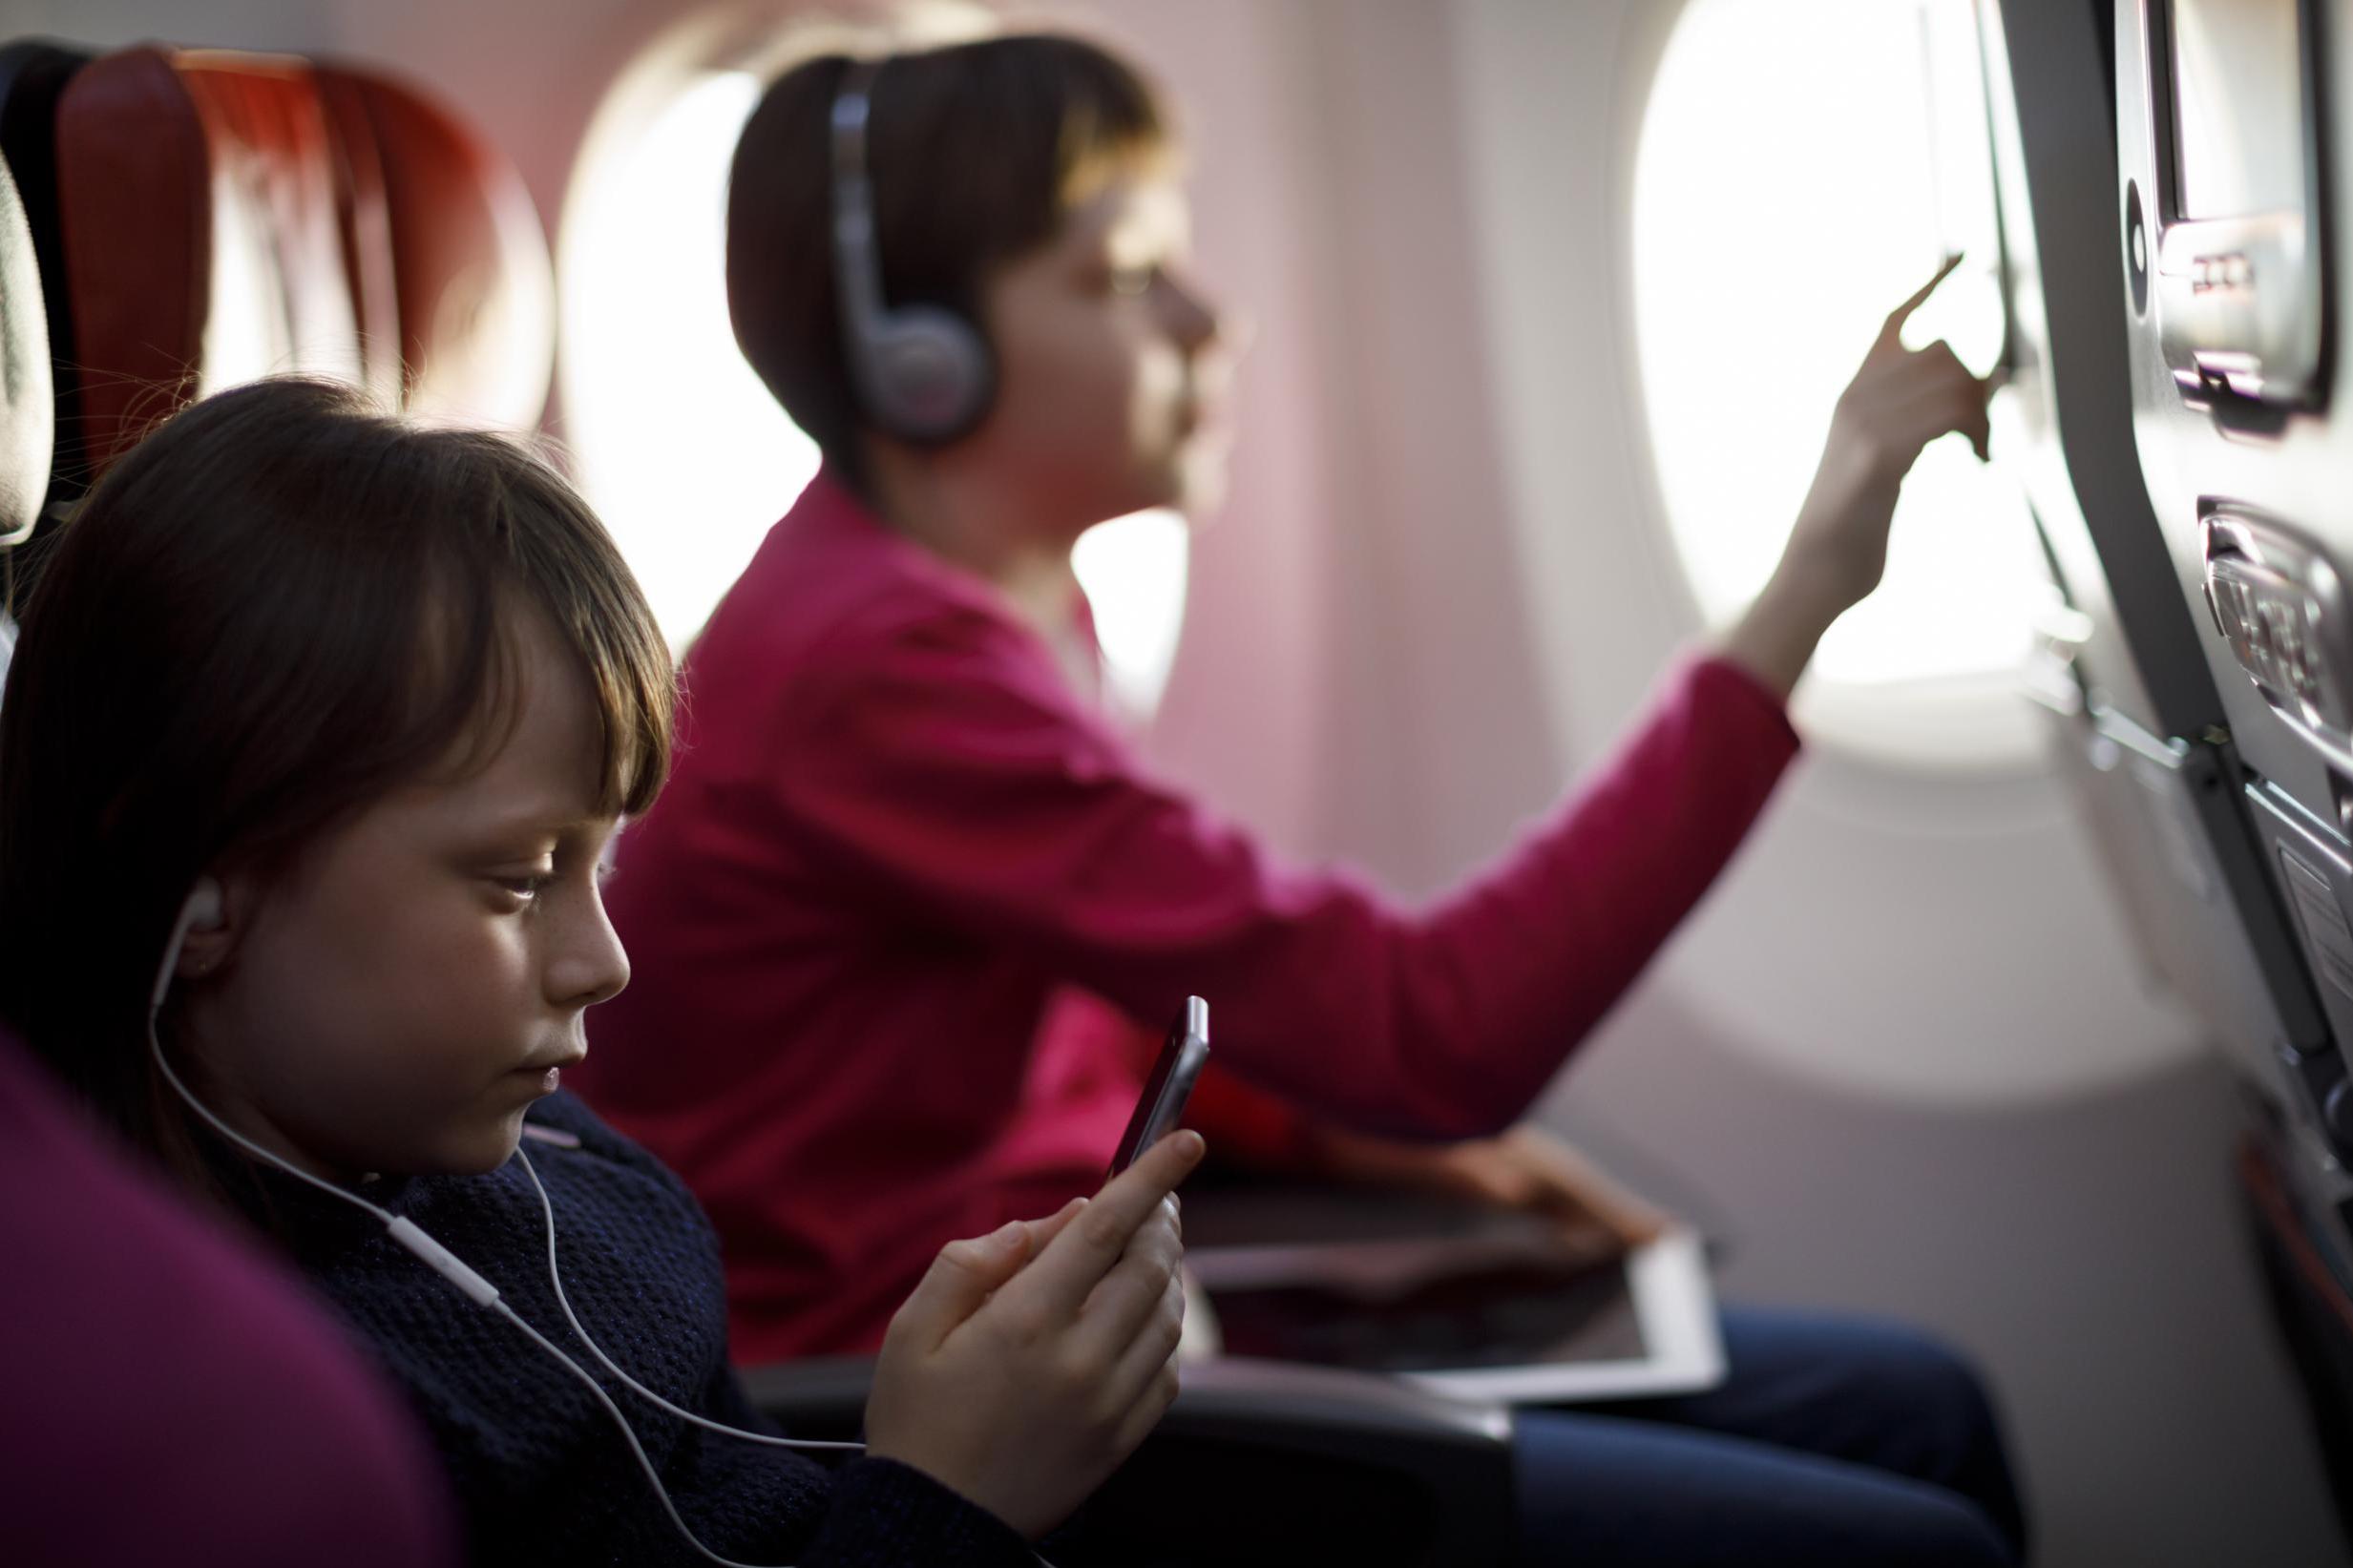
[315, 64, 554, 429]
[0, 149, 51, 551]
[1984, 0, 2327, 1099]
[57, 47, 365, 476]
[44, 42, 552, 492]
[0, 42, 89, 526]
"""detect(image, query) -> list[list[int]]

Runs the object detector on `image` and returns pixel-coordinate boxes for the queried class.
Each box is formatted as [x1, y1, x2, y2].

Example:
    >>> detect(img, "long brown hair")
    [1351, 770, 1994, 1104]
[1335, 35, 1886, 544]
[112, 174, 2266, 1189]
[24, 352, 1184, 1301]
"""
[0, 378, 674, 1182]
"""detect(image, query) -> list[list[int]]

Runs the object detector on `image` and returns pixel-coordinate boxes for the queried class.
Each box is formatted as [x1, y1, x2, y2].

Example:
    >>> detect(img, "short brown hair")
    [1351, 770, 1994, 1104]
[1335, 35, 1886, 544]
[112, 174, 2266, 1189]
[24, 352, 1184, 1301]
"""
[726, 32, 1173, 481]
[0, 378, 674, 1181]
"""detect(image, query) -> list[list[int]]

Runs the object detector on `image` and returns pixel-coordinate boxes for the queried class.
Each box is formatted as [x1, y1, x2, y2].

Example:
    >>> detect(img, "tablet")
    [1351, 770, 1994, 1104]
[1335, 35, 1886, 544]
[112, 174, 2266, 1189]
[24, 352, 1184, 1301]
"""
[1185, 1223, 1725, 1404]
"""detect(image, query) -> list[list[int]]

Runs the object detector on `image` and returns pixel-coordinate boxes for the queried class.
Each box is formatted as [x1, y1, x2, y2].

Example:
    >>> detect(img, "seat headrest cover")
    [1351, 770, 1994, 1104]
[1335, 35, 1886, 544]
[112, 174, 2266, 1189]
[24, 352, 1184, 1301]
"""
[0, 42, 91, 504]
[57, 46, 364, 474]
[0, 153, 52, 549]
[314, 65, 553, 429]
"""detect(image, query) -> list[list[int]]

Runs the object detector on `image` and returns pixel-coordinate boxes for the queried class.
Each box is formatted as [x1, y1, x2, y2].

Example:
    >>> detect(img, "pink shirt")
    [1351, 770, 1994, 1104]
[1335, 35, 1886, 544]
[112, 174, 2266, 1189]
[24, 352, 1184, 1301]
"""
[577, 472, 1800, 1361]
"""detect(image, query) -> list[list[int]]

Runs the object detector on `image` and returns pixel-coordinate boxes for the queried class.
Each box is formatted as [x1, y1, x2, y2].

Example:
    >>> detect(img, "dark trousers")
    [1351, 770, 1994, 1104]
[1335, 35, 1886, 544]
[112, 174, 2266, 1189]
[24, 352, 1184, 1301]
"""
[1513, 1305, 2028, 1566]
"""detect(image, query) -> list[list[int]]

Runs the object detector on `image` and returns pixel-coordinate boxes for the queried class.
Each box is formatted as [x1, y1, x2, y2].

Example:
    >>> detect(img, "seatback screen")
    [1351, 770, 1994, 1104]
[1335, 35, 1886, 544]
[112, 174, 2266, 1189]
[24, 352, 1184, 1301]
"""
[2171, 0, 2307, 221]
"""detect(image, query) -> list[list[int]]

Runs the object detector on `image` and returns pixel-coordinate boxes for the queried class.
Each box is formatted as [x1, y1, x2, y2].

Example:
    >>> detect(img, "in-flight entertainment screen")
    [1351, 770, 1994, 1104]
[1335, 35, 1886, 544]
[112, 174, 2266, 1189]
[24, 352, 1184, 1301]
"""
[2171, 0, 2308, 221]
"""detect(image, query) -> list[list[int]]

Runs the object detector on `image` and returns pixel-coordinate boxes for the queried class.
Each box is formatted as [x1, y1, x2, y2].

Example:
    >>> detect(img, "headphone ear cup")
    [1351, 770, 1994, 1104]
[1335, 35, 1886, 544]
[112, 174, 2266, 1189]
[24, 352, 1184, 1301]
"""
[860, 306, 994, 444]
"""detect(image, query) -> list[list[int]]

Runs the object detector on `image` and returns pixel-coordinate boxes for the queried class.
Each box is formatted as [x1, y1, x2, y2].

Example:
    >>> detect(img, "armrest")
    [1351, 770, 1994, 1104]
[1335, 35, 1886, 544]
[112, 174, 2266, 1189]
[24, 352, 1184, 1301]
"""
[738, 1355, 1516, 1566]
[736, 1354, 874, 1441]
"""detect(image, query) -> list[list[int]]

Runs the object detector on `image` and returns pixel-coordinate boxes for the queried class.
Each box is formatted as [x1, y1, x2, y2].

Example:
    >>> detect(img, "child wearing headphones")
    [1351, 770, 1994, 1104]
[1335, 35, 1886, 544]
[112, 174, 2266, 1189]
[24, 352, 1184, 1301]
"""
[0, 377, 1201, 1568]
[577, 31, 2025, 1568]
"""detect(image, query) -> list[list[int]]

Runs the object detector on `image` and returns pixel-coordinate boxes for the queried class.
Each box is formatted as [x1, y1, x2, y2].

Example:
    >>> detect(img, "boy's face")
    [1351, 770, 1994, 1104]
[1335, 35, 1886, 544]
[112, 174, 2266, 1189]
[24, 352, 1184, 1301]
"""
[175, 617, 632, 1179]
[975, 170, 1233, 533]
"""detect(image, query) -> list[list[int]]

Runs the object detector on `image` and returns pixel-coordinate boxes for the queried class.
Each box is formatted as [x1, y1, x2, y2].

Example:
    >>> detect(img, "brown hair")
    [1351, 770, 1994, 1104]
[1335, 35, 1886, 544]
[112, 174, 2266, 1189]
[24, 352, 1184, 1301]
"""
[0, 378, 673, 1179]
[726, 32, 1173, 484]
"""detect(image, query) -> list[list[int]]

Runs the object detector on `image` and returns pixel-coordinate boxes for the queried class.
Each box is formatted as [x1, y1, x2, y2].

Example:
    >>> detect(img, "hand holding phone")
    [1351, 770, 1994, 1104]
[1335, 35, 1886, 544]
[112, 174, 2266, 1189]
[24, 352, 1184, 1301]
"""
[1110, 996, 1210, 1177]
[869, 1126, 1207, 1539]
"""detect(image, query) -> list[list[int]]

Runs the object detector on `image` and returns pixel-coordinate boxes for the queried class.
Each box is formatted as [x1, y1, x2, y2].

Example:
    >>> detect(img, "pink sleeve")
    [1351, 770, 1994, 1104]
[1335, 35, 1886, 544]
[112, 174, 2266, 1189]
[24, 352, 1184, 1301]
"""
[772, 611, 1799, 1139]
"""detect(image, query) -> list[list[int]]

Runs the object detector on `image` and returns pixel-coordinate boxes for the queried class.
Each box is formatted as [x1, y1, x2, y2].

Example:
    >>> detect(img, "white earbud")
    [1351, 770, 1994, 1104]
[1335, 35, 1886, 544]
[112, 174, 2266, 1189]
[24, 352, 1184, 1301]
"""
[150, 878, 226, 1012]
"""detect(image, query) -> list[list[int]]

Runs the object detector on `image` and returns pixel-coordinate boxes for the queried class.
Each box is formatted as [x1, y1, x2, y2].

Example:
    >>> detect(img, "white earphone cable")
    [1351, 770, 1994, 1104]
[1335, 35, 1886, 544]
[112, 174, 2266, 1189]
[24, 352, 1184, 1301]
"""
[151, 890, 1059, 1568]
[515, 1146, 863, 1452]
[144, 893, 837, 1566]
[488, 1299, 819, 1568]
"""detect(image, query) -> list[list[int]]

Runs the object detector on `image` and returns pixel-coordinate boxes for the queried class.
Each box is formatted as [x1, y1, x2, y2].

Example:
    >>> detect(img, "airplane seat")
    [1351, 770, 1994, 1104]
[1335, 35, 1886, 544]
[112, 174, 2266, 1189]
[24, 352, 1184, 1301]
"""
[0, 151, 51, 558]
[0, 41, 88, 536]
[311, 62, 554, 429]
[739, 1353, 1516, 1567]
[41, 42, 555, 500]
[1983, 0, 2329, 1106]
[53, 46, 368, 483]
[0, 118, 57, 694]
[2100, 0, 2353, 1542]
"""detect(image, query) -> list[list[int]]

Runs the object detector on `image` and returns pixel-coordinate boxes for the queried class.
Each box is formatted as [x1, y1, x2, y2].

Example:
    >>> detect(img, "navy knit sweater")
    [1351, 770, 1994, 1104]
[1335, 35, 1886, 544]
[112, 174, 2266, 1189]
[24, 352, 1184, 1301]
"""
[228, 1091, 1038, 1567]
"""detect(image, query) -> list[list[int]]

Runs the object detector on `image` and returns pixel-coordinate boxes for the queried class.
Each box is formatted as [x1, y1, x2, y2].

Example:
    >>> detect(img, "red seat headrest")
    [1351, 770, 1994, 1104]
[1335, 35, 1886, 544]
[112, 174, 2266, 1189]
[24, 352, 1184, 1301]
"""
[316, 64, 553, 430]
[53, 45, 552, 479]
[56, 47, 367, 472]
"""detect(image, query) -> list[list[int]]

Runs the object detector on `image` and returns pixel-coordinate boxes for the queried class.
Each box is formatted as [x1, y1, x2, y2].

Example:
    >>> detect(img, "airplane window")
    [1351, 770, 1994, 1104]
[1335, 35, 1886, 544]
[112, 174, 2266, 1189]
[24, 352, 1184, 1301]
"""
[1633, 0, 2047, 764]
[1073, 506, 1190, 718]
[559, 71, 813, 650]
[559, 59, 1188, 711]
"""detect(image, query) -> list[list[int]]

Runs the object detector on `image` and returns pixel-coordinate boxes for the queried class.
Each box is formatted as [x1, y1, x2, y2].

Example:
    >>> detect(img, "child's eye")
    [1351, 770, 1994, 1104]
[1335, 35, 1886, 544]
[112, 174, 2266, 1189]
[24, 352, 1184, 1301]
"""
[494, 871, 557, 905]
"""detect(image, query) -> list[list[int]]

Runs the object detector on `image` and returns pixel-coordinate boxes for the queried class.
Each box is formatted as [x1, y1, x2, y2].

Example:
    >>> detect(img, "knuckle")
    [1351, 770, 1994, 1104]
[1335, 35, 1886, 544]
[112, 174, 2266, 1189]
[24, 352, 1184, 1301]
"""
[1079, 1206, 1129, 1253]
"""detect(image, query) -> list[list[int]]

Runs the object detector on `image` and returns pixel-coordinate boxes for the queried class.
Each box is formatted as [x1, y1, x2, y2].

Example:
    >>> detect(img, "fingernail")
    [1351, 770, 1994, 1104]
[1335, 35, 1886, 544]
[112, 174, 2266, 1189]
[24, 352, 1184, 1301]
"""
[992, 1220, 1025, 1245]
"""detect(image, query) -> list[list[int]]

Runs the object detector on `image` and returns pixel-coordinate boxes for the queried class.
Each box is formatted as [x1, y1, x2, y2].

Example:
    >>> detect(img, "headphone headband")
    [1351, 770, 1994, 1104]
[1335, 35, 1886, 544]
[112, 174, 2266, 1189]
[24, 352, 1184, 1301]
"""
[828, 63, 888, 337]
[824, 56, 994, 444]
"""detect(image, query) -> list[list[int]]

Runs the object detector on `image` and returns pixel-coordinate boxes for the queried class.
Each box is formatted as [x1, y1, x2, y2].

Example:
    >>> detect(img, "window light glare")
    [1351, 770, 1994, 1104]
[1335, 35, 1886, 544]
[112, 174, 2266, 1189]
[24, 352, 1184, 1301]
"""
[1633, 0, 2044, 693]
[559, 71, 816, 651]
[1073, 510, 1190, 719]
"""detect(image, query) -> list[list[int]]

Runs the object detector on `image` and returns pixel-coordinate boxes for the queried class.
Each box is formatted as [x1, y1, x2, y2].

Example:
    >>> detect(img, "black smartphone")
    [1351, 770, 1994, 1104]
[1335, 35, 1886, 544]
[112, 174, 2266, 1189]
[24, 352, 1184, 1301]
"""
[1108, 995, 1210, 1176]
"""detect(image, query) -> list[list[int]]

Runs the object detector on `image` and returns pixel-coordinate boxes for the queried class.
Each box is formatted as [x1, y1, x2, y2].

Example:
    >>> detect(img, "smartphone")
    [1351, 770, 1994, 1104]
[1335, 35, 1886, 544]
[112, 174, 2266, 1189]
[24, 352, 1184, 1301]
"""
[1108, 995, 1210, 1176]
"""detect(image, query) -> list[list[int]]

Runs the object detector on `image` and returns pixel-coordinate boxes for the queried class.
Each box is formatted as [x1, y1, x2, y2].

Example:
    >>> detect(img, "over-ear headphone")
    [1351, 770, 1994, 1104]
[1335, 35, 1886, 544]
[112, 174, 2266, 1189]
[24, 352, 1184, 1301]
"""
[829, 59, 996, 444]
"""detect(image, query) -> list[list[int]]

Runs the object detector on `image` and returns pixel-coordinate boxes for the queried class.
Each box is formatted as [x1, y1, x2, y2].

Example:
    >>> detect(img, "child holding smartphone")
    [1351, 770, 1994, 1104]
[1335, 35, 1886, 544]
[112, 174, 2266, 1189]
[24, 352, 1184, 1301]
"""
[0, 378, 1202, 1567]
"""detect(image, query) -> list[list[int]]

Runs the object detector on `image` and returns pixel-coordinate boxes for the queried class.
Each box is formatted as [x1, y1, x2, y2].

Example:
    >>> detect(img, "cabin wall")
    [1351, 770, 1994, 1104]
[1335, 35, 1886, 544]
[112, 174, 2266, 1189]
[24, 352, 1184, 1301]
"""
[6, 0, 2346, 1560]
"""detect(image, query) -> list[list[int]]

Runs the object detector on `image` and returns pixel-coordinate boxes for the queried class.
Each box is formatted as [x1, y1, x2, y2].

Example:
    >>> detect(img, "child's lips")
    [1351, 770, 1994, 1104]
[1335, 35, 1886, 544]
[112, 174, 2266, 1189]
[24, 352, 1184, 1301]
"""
[513, 1049, 586, 1088]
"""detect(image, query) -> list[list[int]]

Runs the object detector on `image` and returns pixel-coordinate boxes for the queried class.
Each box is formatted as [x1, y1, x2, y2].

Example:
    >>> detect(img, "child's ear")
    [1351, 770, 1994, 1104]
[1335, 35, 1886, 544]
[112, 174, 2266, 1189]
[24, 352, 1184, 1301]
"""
[176, 871, 251, 981]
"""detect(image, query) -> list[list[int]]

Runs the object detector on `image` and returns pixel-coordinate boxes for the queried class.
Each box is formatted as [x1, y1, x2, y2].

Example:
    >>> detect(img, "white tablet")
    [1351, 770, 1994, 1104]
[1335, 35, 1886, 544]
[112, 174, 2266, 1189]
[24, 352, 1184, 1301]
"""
[1185, 1225, 1725, 1405]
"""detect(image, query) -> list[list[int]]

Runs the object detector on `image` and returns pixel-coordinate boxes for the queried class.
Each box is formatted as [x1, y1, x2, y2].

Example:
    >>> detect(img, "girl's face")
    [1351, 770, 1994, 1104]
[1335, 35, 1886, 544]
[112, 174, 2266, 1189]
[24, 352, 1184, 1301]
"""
[970, 170, 1234, 534]
[176, 617, 631, 1179]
